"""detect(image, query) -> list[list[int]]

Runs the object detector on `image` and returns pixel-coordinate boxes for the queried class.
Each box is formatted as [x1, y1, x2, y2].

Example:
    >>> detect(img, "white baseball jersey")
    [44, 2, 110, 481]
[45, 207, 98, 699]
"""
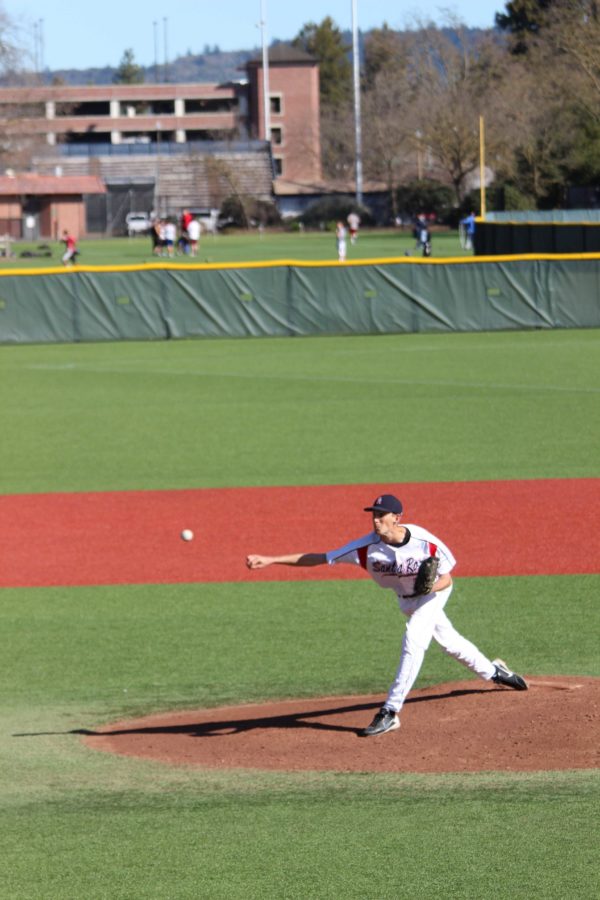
[187, 219, 200, 241]
[325, 526, 456, 598]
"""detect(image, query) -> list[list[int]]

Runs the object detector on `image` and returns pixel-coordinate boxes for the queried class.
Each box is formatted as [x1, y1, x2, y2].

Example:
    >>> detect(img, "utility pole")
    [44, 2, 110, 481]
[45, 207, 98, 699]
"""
[163, 17, 169, 83]
[33, 20, 39, 73]
[155, 120, 161, 216]
[33, 19, 44, 74]
[259, 0, 271, 141]
[153, 21, 159, 84]
[351, 0, 363, 206]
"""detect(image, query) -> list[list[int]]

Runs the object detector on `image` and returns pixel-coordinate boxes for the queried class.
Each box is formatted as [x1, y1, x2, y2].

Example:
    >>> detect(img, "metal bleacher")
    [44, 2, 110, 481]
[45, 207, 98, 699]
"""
[33, 141, 276, 220]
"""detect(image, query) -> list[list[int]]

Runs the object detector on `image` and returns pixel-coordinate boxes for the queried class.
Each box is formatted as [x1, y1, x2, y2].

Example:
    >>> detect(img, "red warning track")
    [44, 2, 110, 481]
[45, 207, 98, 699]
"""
[0, 479, 598, 589]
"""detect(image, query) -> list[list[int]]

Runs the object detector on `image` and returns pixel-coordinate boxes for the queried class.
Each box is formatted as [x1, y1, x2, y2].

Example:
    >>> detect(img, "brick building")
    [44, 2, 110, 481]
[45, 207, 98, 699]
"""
[0, 173, 105, 239]
[0, 46, 323, 235]
[245, 44, 321, 187]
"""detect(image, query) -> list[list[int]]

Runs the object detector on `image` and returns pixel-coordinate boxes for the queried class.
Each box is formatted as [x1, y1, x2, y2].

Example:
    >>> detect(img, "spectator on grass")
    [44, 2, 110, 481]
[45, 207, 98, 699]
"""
[347, 211, 361, 245]
[413, 215, 426, 251]
[418, 220, 432, 257]
[187, 216, 201, 257]
[408, 215, 432, 257]
[336, 221, 347, 262]
[163, 219, 176, 258]
[61, 230, 79, 266]
[150, 217, 164, 257]
[180, 208, 192, 236]
[461, 211, 476, 251]
[177, 208, 193, 255]
[177, 231, 190, 255]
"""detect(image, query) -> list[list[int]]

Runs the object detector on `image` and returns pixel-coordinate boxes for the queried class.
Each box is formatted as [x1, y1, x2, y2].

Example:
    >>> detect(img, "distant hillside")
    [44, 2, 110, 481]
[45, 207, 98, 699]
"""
[38, 48, 259, 86]
[3, 26, 490, 88]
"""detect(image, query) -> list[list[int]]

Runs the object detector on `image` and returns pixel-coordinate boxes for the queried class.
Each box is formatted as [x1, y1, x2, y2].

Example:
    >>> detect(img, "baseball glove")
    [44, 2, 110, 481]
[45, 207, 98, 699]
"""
[411, 556, 439, 596]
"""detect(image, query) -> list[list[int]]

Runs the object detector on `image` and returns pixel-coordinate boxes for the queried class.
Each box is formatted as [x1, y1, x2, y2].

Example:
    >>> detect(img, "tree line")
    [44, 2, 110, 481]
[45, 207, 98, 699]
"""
[292, 2, 600, 216]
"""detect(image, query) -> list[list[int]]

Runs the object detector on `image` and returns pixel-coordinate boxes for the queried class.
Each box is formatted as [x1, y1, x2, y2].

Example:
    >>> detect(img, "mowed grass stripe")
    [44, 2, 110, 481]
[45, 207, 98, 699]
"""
[1, 329, 599, 494]
[21, 360, 600, 394]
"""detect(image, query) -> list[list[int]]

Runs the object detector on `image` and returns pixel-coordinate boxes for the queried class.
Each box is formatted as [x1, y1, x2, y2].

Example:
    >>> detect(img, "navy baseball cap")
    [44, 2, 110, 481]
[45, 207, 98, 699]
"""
[364, 494, 403, 515]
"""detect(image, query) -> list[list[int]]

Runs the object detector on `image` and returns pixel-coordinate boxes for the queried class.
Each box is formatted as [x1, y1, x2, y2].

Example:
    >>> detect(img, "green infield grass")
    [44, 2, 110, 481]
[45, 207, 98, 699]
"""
[0, 227, 470, 270]
[1, 576, 599, 899]
[1, 328, 599, 898]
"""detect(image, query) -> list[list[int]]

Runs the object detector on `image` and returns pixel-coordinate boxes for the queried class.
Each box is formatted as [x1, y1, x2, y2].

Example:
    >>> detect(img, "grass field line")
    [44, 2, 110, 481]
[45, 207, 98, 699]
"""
[21, 362, 600, 394]
[11, 334, 599, 364]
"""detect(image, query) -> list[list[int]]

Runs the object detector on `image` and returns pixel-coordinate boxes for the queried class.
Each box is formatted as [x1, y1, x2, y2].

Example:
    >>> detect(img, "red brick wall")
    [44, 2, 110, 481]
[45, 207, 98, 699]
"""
[51, 199, 86, 240]
[248, 62, 321, 185]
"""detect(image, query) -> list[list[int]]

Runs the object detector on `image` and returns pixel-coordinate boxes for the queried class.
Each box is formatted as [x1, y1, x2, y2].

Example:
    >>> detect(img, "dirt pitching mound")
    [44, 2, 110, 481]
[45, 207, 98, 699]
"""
[84, 676, 599, 774]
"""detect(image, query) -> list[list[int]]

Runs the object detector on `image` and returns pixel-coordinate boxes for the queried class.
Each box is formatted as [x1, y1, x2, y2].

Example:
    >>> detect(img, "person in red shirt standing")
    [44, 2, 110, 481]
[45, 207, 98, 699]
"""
[178, 208, 193, 254]
[61, 230, 79, 266]
[180, 208, 193, 233]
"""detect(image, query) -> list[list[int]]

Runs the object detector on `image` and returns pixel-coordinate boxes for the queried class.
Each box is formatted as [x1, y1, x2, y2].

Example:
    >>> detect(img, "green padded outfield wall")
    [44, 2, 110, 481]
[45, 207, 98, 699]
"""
[474, 222, 600, 256]
[475, 209, 600, 255]
[0, 255, 599, 345]
[485, 210, 600, 223]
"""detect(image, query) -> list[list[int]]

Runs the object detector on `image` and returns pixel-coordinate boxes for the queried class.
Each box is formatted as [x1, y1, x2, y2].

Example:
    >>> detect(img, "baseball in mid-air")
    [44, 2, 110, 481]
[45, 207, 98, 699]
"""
[181, 529, 194, 542]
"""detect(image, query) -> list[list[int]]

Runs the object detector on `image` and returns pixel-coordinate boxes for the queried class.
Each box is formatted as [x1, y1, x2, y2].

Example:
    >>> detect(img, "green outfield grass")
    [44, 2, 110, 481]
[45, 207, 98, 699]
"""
[1, 329, 599, 898]
[0, 227, 469, 269]
[1, 329, 598, 494]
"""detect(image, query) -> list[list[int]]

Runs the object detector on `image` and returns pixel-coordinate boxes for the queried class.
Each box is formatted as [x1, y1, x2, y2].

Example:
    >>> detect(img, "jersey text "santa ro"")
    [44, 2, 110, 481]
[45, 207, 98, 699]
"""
[325, 525, 456, 597]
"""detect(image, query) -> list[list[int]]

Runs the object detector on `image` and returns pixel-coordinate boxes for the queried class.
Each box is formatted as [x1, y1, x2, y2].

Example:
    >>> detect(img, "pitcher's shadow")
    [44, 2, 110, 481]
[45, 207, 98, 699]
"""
[13, 687, 490, 739]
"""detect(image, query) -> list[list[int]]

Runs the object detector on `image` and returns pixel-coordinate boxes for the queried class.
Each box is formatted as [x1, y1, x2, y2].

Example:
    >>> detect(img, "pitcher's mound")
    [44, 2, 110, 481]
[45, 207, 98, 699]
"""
[84, 676, 599, 773]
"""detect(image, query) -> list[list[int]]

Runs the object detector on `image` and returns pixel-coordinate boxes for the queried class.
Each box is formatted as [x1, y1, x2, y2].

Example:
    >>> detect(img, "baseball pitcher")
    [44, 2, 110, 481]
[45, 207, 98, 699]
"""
[247, 493, 527, 737]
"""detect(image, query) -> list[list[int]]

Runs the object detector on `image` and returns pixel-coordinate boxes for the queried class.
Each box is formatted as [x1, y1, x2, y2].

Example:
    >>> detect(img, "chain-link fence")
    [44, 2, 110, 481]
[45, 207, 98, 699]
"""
[86, 182, 155, 235]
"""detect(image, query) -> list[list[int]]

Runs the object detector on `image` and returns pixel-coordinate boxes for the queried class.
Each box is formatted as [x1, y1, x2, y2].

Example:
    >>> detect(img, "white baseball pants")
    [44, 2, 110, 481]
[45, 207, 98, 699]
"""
[384, 586, 496, 713]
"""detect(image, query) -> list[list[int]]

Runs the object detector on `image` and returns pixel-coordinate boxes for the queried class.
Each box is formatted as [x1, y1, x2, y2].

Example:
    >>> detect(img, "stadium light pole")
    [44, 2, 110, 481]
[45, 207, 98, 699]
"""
[33, 20, 39, 73]
[155, 120, 161, 216]
[39, 19, 44, 73]
[33, 19, 44, 74]
[163, 17, 169, 83]
[153, 20, 159, 84]
[351, 0, 363, 206]
[259, 0, 271, 141]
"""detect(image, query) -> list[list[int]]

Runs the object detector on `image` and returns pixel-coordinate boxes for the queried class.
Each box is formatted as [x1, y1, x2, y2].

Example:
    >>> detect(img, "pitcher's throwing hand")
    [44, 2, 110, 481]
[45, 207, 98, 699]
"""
[246, 555, 271, 569]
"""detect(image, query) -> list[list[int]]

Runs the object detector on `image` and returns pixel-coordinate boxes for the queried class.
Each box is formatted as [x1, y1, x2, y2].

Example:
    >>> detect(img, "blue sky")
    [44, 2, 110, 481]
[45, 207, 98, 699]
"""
[9, 1, 507, 71]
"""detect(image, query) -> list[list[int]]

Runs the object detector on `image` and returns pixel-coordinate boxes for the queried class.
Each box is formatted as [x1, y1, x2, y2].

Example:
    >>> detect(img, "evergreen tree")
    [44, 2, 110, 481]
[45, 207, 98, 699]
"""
[496, 0, 555, 53]
[292, 17, 352, 106]
[113, 49, 144, 84]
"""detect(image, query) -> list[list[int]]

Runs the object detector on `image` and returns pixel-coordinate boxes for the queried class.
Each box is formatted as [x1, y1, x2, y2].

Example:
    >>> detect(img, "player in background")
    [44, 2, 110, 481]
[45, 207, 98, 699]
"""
[347, 211, 360, 244]
[336, 221, 347, 261]
[187, 216, 201, 257]
[460, 210, 477, 251]
[61, 230, 79, 266]
[247, 493, 527, 737]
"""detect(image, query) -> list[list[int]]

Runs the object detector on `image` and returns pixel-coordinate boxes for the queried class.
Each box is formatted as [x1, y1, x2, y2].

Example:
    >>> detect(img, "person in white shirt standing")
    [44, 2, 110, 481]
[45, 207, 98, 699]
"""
[187, 217, 201, 257]
[247, 493, 527, 737]
[335, 221, 347, 261]
[347, 211, 360, 244]
[163, 219, 177, 257]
